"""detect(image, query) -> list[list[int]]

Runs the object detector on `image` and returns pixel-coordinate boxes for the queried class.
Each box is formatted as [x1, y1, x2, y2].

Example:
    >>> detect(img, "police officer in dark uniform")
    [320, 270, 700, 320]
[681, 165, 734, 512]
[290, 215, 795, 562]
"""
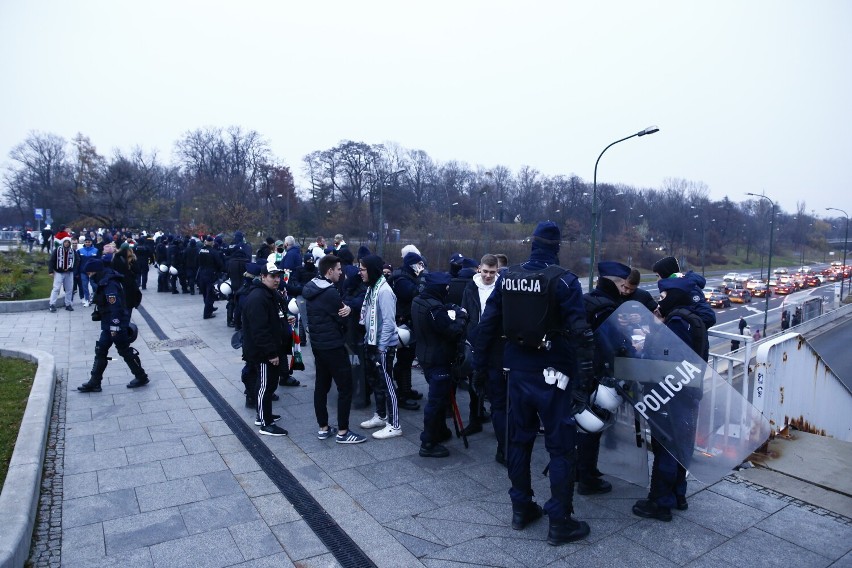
[184, 238, 200, 294]
[154, 236, 170, 292]
[77, 259, 149, 392]
[473, 221, 593, 546]
[411, 271, 469, 457]
[197, 235, 224, 319]
[134, 234, 154, 290]
[167, 237, 184, 293]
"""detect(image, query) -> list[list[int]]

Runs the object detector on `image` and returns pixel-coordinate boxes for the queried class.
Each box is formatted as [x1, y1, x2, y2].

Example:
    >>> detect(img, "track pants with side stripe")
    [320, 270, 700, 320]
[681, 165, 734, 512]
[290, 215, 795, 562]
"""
[255, 361, 280, 427]
[365, 345, 399, 429]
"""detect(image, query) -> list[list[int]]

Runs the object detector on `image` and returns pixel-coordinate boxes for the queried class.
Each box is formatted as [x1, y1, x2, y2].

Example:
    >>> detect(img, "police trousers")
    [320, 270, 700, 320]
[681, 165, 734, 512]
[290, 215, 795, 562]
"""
[507, 369, 577, 520]
[420, 366, 452, 444]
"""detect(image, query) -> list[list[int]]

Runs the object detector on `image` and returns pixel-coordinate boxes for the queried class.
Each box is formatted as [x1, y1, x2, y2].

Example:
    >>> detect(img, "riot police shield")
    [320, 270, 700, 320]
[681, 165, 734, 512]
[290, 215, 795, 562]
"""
[598, 301, 770, 489]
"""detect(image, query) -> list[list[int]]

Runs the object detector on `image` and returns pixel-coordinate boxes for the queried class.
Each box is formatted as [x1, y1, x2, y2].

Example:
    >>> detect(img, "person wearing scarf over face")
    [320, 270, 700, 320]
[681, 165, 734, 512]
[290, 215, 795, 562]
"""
[357, 254, 403, 440]
[48, 237, 80, 312]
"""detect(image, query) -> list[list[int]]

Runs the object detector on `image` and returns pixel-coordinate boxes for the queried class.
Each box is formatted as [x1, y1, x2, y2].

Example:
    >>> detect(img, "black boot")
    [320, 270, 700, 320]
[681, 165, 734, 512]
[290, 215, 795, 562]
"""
[547, 517, 590, 546]
[79, 349, 108, 393]
[632, 499, 672, 522]
[577, 477, 613, 495]
[122, 348, 150, 388]
[77, 381, 102, 393]
[419, 442, 449, 458]
[511, 502, 543, 530]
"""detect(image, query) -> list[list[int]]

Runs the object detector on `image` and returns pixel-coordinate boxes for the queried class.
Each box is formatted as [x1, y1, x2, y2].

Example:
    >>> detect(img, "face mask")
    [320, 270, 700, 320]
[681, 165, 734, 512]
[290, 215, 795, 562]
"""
[411, 262, 425, 276]
[277, 248, 284, 253]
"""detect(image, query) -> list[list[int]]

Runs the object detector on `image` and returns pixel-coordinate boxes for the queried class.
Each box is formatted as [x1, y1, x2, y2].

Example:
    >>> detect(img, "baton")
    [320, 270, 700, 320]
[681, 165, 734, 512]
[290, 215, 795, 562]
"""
[450, 389, 469, 448]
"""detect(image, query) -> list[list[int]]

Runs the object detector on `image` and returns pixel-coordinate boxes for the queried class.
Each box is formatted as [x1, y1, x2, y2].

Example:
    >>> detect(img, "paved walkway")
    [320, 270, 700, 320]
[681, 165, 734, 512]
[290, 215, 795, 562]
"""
[2, 279, 851, 568]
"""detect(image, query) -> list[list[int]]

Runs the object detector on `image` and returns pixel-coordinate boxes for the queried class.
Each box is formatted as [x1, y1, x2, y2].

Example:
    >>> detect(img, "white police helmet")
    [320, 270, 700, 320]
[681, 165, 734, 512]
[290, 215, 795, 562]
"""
[397, 325, 411, 346]
[168, 266, 178, 276]
[158, 264, 169, 273]
[593, 384, 623, 412]
[574, 399, 616, 433]
[218, 279, 232, 296]
[288, 298, 299, 315]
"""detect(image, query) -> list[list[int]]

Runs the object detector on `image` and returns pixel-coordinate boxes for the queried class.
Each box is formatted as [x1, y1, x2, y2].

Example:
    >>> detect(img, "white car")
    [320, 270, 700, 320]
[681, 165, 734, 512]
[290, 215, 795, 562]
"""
[736, 273, 754, 283]
[723, 272, 740, 282]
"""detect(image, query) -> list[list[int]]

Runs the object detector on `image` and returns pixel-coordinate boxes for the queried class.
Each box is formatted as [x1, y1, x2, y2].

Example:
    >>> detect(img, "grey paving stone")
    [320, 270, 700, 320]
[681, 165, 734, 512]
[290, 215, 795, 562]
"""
[210, 433, 246, 455]
[112, 389, 163, 405]
[312, 485, 365, 518]
[564, 531, 679, 568]
[236, 470, 280, 498]
[64, 471, 100, 499]
[410, 469, 491, 507]
[231, 552, 298, 568]
[148, 420, 205, 441]
[708, 480, 787, 514]
[103, 507, 188, 555]
[192, 406, 223, 423]
[358, 484, 438, 523]
[136, 476, 211, 512]
[65, 447, 129, 475]
[138, 397, 190, 414]
[426, 536, 523, 568]
[67, 408, 94, 423]
[149, 527, 244, 568]
[182, 433, 217, 454]
[621, 513, 728, 565]
[94, 427, 155, 451]
[755, 504, 852, 560]
[125, 439, 189, 465]
[118, 410, 173, 431]
[677, 489, 771, 537]
[160, 450, 228, 480]
[251, 493, 301, 526]
[186, 395, 214, 410]
[64, 488, 140, 528]
[414, 516, 490, 546]
[228, 519, 284, 561]
[357, 457, 429, 489]
[308, 446, 378, 473]
[704, 526, 833, 567]
[155, 386, 182, 399]
[388, 527, 446, 559]
[90, 403, 143, 421]
[203, 419, 234, 437]
[179, 386, 203, 399]
[61, 522, 105, 563]
[167, 408, 198, 422]
[179, 492, 261, 534]
[418, 501, 505, 527]
[489, 534, 576, 568]
[67, 433, 96, 453]
[200, 470, 244, 497]
[66, 417, 120, 438]
[327, 468, 378, 495]
[223, 450, 262, 475]
[270, 519, 329, 561]
[293, 463, 336, 492]
[97, 461, 167, 493]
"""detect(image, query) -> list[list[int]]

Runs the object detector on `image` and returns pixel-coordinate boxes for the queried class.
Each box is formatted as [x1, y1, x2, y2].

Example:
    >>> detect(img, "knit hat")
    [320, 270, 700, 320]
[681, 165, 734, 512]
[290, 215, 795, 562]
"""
[85, 259, 104, 273]
[403, 252, 423, 266]
[530, 221, 561, 253]
[653, 256, 680, 279]
[244, 263, 263, 277]
[598, 261, 631, 279]
[357, 245, 371, 260]
[205, 235, 214, 242]
[401, 244, 421, 258]
[657, 277, 696, 316]
[425, 271, 451, 286]
[461, 258, 478, 269]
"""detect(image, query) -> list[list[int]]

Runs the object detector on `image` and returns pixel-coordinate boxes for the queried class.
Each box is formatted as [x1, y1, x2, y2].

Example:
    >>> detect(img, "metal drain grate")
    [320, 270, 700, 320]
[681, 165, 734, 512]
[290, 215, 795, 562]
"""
[147, 333, 207, 351]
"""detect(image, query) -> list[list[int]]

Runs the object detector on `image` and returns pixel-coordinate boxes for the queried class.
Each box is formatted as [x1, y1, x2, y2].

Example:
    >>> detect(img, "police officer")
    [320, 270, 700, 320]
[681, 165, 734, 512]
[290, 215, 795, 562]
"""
[197, 235, 224, 319]
[184, 238, 200, 294]
[77, 259, 149, 392]
[411, 271, 469, 457]
[473, 221, 593, 546]
[133, 234, 154, 290]
[154, 236, 170, 292]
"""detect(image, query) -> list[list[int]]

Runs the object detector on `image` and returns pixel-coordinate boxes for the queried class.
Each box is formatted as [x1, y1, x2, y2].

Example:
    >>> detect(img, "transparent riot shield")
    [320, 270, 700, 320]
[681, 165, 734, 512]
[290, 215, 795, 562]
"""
[598, 301, 771, 488]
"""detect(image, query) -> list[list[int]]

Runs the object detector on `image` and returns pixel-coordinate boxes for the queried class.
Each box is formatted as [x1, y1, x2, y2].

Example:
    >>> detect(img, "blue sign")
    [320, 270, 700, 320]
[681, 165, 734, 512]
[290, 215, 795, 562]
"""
[34, 208, 43, 220]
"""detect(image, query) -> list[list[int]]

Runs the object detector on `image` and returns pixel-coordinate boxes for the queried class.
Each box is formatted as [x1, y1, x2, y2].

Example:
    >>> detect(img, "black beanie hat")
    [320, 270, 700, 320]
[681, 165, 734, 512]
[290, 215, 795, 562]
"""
[531, 221, 561, 253]
[653, 256, 680, 279]
[361, 254, 384, 286]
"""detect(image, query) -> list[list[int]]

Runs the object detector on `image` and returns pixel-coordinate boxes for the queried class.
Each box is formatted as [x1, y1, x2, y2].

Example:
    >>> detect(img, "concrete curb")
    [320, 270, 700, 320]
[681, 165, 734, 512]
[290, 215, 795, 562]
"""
[0, 348, 56, 568]
[0, 292, 67, 314]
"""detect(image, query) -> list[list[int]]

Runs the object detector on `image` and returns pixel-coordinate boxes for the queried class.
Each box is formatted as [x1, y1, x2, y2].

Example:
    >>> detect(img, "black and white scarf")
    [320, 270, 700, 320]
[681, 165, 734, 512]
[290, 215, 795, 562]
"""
[56, 245, 75, 271]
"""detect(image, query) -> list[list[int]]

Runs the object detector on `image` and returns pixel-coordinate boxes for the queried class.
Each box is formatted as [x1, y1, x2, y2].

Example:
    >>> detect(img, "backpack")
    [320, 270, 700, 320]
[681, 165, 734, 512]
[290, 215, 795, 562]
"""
[666, 306, 707, 361]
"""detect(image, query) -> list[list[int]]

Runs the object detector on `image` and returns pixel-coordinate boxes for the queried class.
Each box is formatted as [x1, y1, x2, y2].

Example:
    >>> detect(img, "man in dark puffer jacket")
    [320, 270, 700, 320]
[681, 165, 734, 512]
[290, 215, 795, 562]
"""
[303, 255, 367, 444]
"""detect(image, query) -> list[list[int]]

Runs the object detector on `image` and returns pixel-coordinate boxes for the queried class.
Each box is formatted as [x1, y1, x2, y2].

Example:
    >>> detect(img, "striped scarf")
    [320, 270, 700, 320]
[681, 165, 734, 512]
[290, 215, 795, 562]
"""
[364, 275, 386, 346]
[56, 245, 74, 271]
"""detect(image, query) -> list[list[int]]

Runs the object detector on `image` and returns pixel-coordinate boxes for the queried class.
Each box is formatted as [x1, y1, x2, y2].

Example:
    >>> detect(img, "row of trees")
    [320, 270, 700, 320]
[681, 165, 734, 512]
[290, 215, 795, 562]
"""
[1, 129, 847, 272]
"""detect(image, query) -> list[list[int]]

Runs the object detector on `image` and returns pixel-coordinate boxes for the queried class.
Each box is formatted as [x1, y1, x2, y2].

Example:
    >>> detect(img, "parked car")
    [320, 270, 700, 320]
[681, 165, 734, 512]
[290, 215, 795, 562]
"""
[728, 289, 752, 303]
[708, 292, 732, 308]
[774, 283, 795, 295]
[752, 284, 772, 298]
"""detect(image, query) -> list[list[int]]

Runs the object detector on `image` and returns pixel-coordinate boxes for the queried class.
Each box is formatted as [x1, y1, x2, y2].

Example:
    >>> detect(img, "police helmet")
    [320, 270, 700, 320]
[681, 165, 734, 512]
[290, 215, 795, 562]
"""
[127, 322, 139, 344]
[573, 398, 616, 433]
[397, 325, 411, 346]
[168, 266, 178, 276]
[218, 279, 232, 296]
[288, 298, 299, 316]
[593, 384, 623, 412]
[158, 264, 169, 273]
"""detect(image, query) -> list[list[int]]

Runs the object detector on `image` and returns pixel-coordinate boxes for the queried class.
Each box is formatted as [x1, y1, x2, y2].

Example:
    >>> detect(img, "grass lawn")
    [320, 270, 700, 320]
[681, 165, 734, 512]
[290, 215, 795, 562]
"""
[20, 271, 53, 301]
[0, 356, 37, 490]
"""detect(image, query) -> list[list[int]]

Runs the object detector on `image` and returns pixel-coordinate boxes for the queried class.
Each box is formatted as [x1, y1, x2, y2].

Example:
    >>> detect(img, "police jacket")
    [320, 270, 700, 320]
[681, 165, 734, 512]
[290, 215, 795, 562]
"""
[303, 277, 347, 351]
[134, 240, 153, 266]
[227, 254, 250, 294]
[446, 269, 474, 306]
[584, 278, 623, 332]
[154, 241, 168, 264]
[92, 268, 130, 333]
[411, 288, 468, 369]
[625, 287, 658, 313]
[197, 245, 224, 276]
[167, 242, 182, 268]
[241, 280, 291, 363]
[390, 267, 419, 326]
[472, 248, 590, 374]
[184, 242, 199, 269]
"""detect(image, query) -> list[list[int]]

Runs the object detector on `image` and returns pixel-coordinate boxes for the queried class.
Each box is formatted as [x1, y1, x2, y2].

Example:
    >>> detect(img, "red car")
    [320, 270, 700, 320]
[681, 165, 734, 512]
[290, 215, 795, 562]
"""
[774, 283, 795, 295]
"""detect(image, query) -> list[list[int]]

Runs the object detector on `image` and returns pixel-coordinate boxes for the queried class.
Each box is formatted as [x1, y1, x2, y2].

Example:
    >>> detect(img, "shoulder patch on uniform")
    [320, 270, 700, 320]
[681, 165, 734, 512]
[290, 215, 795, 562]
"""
[107, 294, 117, 304]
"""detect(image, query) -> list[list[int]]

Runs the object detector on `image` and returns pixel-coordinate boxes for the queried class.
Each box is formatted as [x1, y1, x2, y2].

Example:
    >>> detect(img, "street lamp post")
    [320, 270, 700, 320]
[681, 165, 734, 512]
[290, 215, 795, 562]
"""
[690, 205, 707, 277]
[589, 125, 659, 290]
[747, 192, 775, 336]
[826, 207, 849, 302]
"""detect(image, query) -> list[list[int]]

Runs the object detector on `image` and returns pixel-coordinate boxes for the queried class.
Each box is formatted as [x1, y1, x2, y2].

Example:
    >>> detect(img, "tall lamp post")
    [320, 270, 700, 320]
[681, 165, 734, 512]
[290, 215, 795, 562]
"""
[826, 207, 849, 302]
[589, 125, 659, 290]
[747, 192, 775, 336]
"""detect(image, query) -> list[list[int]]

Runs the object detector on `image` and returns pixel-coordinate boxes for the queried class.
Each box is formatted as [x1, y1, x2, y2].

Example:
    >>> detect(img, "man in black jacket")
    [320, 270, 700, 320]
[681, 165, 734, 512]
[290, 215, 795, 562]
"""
[242, 263, 291, 436]
[197, 236, 224, 319]
[411, 271, 469, 457]
[184, 239, 200, 295]
[303, 255, 367, 444]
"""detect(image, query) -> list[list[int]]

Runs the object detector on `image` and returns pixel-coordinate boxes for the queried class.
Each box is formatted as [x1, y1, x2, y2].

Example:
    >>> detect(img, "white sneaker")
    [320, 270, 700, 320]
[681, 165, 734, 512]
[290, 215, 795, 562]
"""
[83, 300, 90, 307]
[360, 413, 386, 429]
[372, 424, 402, 439]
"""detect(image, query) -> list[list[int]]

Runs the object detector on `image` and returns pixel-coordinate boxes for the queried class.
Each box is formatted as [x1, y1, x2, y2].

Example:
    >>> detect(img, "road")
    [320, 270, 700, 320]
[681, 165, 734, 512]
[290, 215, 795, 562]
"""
[808, 317, 852, 391]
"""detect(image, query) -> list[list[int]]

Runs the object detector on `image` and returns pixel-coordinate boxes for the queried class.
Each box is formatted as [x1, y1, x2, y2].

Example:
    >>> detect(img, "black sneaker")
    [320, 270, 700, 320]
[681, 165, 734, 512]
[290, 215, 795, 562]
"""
[408, 389, 423, 400]
[632, 499, 672, 522]
[400, 399, 420, 411]
[547, 517, 591, 545]
[676, 495, 688, 511]
[419, 442, 449, 458]
[271, 393, 280, 401]
[259, 424, 288, 436]
[65, 305, 74, 311]
[255, 414, 281, 426]
[317, 426, 337, 440]
[49, 305, 57, 313]
[577, 478, 612, 495]
[461, 422, 482, 436]
[127, 377, 150, 388]
[336, 430, 367, 444]
[495, 448, 506, 466]
[77, 382, 102, 393]
[511, 502, 543, 530]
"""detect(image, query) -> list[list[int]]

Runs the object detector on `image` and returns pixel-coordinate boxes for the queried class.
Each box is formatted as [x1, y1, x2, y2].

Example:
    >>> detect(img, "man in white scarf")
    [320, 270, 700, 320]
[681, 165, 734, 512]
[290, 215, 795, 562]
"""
[48, 237, 79, 312]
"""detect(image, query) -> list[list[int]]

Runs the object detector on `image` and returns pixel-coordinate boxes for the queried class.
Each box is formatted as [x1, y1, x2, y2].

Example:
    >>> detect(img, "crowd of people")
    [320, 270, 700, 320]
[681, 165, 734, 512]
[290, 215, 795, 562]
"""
[48, 221, 716, 546]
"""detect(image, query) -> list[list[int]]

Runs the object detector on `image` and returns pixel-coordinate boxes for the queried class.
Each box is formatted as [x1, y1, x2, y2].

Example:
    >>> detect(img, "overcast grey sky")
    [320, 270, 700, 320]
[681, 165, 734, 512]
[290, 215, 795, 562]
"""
[1, 1, 850, 218]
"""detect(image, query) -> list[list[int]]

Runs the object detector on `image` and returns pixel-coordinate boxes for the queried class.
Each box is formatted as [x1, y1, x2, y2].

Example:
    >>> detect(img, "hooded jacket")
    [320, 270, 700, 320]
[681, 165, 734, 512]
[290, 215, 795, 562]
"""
[412, 284, 468, 369]
[303, 276, 347, 350]
[241, 280, 291, 362]
[359, 255, 398, 350]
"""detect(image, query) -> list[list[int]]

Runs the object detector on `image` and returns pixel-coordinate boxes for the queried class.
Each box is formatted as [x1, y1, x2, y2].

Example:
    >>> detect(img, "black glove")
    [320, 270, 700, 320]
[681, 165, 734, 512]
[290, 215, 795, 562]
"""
[91, 307, 101, 322]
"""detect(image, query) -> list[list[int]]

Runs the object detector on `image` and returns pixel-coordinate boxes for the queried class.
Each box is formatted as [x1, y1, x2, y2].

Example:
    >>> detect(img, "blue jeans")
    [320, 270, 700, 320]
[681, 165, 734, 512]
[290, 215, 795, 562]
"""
[81, 273, 93, 302]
